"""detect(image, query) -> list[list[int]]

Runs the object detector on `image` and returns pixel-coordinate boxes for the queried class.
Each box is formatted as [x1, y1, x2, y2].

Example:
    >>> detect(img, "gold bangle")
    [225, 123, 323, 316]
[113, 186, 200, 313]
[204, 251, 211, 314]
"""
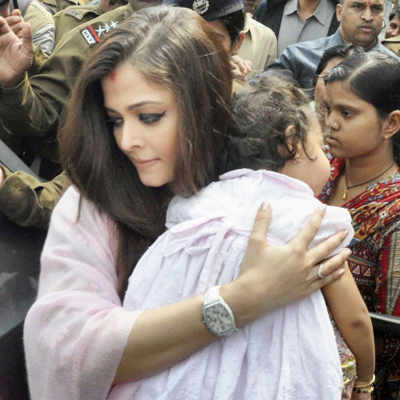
[353, 374, 375, 388]
[352, 385, 374, 394]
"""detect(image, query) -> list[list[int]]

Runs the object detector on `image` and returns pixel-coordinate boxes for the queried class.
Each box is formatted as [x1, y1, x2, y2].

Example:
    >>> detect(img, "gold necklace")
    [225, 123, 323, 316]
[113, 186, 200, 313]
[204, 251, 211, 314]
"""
[342, 162, 395, 200]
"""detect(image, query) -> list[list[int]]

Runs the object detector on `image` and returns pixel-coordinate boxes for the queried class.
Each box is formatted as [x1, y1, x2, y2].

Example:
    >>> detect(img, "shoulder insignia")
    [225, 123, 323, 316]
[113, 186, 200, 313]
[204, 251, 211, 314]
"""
[80, 20, 119, 46]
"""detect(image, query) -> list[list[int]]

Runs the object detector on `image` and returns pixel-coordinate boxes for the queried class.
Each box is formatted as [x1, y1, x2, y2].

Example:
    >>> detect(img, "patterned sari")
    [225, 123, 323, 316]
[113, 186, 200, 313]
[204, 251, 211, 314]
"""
[320, 157, 400, 400]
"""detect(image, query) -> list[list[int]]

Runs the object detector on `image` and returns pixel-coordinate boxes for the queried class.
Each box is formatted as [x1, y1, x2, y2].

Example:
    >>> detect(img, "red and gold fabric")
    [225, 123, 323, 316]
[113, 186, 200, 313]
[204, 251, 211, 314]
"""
[320, 157, 400, 399]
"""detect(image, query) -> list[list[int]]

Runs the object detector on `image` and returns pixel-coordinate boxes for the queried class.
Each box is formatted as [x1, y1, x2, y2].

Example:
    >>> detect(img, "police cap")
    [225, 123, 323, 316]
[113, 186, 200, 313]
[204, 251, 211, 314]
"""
[162, 0, 244, 21]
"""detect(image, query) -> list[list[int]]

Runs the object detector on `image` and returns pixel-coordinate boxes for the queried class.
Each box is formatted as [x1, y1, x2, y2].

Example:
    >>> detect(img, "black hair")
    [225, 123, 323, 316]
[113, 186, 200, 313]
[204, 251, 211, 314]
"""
[324, 50, 400, 162]
[219, 9, 245, 45]
[390, 7, 400, 21]
[224, 72, 313, 172]
[315, 44, 363, 81]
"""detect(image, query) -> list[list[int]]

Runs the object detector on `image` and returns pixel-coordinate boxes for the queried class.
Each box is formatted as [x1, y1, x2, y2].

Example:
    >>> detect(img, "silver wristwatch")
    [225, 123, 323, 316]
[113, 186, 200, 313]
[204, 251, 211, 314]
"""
[202, 286, 238, 337]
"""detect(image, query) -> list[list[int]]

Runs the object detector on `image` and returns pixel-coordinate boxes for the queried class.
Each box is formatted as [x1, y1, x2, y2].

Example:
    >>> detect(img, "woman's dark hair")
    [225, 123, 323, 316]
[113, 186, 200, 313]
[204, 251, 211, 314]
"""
[324, 50, 400, 162]
[59, 6, 233, 297]
[226, 72, 312, 172]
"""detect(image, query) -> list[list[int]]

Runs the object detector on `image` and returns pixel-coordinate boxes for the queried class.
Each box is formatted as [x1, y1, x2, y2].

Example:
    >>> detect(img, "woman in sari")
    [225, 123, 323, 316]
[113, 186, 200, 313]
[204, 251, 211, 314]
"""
[320, 50, 400, 399]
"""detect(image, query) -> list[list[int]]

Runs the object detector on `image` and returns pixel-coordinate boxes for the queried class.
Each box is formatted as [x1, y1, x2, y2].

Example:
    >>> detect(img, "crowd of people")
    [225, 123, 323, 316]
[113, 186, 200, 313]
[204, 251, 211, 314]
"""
[1, 0, 400, 398]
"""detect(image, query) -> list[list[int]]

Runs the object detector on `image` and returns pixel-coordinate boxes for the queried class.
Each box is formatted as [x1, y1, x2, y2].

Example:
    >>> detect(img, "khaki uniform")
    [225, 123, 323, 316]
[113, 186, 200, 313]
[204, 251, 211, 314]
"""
[0, 4, 106, 163]
[0, 4, 135, 227]
[383, 34, 400, 57]
[0, 167, 67, 229]
[53, 3, 104, 44]
[238, 13, 277, 76]
[24, 0, 56, 55]
[0, 4, 133, 141]
[41, 0, 90, 15]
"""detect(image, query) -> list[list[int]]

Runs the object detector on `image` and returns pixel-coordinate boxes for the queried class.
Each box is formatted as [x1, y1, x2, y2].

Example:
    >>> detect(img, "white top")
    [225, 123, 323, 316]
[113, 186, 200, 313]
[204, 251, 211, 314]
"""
[120, 169, 353, 400]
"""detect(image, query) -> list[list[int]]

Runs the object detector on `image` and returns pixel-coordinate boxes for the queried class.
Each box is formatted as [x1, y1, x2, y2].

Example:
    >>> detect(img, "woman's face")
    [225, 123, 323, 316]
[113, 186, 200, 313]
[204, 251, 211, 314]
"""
[324, 80, 385, 160]
[102, 62, 179, 188]
[280, 107, 331, 196]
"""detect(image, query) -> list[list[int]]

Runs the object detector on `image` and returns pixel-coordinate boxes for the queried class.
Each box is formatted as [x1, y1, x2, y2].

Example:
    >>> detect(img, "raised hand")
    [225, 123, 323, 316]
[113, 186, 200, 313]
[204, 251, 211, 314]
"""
[0, 13, 33, 87]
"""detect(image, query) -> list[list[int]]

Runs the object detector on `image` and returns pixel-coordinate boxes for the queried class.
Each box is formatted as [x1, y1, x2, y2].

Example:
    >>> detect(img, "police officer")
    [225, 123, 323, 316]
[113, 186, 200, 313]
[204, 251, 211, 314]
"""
[0, 138, 67, 228]
[0, 0, 160, 227]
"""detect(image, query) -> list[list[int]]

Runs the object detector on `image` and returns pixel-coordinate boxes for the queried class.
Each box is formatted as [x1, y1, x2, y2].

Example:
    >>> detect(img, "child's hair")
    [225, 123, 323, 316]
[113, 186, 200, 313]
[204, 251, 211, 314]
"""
[59, 5, 234, 296]
[225, 73, 313, 172]
[324, 50, 400, 162]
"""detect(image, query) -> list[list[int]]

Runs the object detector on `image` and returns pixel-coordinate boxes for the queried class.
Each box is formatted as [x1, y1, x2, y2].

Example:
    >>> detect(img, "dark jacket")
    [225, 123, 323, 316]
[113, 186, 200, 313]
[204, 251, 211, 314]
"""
[254, 0, 339, 39]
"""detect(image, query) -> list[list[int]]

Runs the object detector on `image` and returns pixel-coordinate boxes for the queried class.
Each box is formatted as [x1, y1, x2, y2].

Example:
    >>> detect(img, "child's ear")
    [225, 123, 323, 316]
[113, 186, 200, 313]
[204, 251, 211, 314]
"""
[285, 125, 303, 160]
[383, 110, 400, 140]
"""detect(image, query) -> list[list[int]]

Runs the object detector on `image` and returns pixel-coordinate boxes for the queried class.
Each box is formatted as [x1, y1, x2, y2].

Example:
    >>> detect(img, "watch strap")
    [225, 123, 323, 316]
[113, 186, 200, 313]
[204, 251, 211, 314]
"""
[203, 285, 238, 336]
[204, 285, 223, 305]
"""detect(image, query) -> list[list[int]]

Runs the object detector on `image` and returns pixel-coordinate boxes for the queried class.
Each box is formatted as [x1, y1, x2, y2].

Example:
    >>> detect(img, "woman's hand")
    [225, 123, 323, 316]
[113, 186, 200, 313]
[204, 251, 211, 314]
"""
[223, 203, 351, 325]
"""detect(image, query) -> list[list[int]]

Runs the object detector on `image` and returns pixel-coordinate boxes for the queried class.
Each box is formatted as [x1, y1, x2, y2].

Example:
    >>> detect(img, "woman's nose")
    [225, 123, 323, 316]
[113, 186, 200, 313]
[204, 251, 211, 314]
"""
[117, 122, 143, 152]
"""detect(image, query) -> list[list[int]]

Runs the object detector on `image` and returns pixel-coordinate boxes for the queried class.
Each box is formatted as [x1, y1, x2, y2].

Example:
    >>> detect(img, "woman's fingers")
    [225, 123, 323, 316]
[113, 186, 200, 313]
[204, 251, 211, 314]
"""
[307, 228, 349, 267]
[249, 202, 272, 242]
[308, 249, 350, 293]
[317, 249, 350, 280]
[287, 207, 326, 252]
[239, 203, 272, 275]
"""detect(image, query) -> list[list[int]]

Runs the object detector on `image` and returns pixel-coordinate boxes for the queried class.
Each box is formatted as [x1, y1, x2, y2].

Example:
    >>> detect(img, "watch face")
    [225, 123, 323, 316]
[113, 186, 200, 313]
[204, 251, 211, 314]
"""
[203, 303, 234, 335]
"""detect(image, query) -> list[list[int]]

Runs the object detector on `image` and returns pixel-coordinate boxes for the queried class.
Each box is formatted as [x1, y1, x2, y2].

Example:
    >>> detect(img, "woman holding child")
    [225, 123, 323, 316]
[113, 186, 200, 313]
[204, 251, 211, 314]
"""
[24, 5, 368, 400]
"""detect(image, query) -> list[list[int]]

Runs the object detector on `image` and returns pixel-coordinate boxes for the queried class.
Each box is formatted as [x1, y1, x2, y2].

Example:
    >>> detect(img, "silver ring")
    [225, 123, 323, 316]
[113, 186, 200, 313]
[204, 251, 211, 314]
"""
[317, 263, 326, 279]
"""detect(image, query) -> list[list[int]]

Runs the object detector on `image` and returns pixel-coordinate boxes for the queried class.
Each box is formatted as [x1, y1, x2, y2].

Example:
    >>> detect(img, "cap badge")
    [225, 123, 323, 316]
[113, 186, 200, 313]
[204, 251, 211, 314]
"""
[192, 0, 209, 15]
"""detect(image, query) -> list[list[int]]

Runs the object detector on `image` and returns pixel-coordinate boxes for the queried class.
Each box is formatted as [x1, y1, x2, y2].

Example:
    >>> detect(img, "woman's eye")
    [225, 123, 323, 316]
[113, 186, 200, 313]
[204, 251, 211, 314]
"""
[139, 112, 165, 124]
[340, 109, 352, 118]
[107, 117, 123, 129]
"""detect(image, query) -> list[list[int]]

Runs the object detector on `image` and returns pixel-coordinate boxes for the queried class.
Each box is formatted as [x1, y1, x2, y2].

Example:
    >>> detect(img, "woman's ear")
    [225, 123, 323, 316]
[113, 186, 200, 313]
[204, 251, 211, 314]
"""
[383, 110, 400, 140]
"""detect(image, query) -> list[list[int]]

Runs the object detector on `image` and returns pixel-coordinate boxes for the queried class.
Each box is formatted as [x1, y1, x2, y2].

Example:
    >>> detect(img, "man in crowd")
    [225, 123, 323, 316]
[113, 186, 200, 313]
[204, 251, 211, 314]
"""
[164, 0, 277, 80]
[263, 0, 399, 89]
[383, 7, 400, 55]
[386, 7, 400, 38]
[254, 0, 339, 55]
